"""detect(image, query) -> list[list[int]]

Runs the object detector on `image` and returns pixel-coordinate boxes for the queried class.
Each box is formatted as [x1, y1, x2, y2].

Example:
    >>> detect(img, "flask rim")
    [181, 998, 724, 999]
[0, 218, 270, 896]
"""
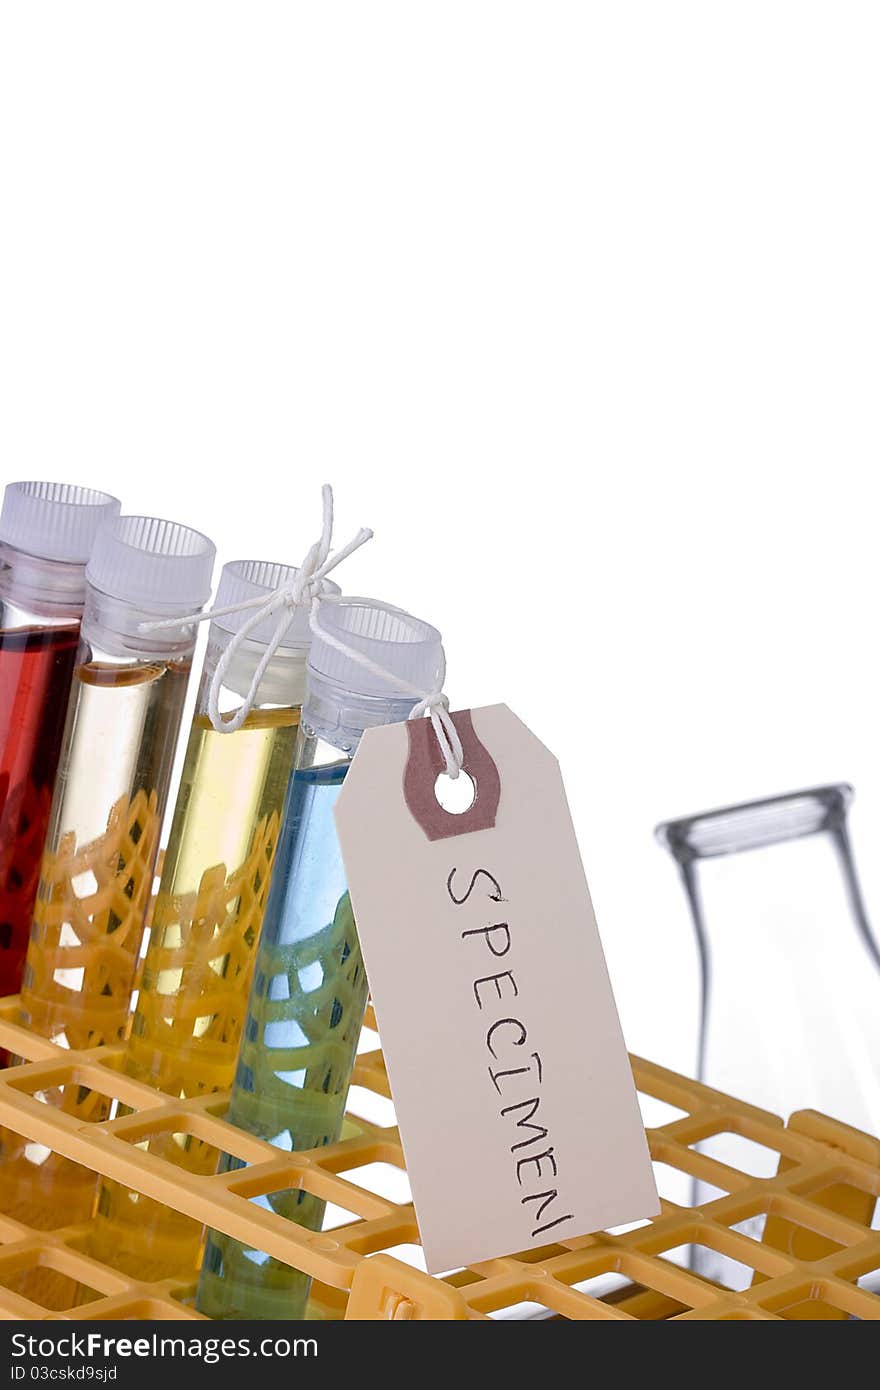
[655, 783, 853, 862]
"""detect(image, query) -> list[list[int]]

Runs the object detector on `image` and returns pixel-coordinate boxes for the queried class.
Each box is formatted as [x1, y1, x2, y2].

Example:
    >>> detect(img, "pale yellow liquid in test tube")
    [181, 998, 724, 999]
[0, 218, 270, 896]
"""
[0, 658, 188, 1310]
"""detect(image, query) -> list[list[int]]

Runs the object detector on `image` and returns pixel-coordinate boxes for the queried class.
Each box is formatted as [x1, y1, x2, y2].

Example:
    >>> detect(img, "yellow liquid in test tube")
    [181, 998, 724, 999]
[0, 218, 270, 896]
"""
[0, 659, 189, 1238]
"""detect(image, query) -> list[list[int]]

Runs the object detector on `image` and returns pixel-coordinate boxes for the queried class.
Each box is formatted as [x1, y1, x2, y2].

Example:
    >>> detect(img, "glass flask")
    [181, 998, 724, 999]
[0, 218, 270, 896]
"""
[656, 784, 880, 1284]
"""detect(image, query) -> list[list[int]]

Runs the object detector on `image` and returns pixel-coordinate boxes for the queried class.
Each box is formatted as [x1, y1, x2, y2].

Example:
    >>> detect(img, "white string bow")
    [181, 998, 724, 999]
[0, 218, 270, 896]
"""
[142, 484, 370, 733]
[138, 485, 464, 777]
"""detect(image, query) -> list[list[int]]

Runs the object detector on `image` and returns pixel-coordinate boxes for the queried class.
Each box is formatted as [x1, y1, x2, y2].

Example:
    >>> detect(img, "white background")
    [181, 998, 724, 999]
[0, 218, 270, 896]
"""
[2, 2, 879, 1083]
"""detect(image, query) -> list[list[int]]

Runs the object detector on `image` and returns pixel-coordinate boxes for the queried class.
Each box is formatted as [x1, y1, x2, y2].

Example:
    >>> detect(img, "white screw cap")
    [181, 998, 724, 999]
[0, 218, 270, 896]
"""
[86, 514, 216, 611]
[0, 481, 121, 563]
[308, 600, 443, 699]
[213, 558, 341, 649]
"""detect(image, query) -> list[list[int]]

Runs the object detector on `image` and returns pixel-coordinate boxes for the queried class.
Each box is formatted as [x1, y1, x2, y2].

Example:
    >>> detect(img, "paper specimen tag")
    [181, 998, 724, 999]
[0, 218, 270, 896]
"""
[335, 704, 658, 1273]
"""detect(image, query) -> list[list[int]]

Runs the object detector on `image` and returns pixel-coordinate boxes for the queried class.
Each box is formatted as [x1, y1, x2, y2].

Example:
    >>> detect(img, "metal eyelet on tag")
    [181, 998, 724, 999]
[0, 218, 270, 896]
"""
[403, 710, 501, 840]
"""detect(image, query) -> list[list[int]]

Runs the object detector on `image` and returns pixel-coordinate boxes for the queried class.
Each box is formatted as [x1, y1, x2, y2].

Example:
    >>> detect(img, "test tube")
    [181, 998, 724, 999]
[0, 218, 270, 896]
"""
[89, 559, 338, 1281]
[0, 482, 120, 1008]
[196, 599, 443, 1320]
[0, 515, 215, 1229]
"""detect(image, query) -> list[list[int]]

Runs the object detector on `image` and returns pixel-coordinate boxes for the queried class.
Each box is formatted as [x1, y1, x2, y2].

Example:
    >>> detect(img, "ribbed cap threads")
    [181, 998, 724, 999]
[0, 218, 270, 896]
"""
[85, 515, 216, 610]
[213, 559, 341, 649]
[308, 601, 443, 700]
[0, 481, 121, 563]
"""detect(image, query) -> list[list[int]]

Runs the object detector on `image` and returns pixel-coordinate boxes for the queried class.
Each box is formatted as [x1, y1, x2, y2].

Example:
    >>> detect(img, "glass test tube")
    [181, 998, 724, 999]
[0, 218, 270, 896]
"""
[0, 483, 120, 1009]
[196, 600, 443, 1320]
[0, 515, 215, 1231]
[89, 559, 338, 1282]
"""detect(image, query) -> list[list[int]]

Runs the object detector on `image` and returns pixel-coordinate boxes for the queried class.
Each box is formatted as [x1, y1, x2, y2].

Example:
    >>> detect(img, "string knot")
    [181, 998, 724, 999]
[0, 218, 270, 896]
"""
[283, 571, 333, 612]
[138, 484, 374, 734]
[138, 484, 461, 780]
[205, 488, 373, 732]
[410, 690, 464, 781]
